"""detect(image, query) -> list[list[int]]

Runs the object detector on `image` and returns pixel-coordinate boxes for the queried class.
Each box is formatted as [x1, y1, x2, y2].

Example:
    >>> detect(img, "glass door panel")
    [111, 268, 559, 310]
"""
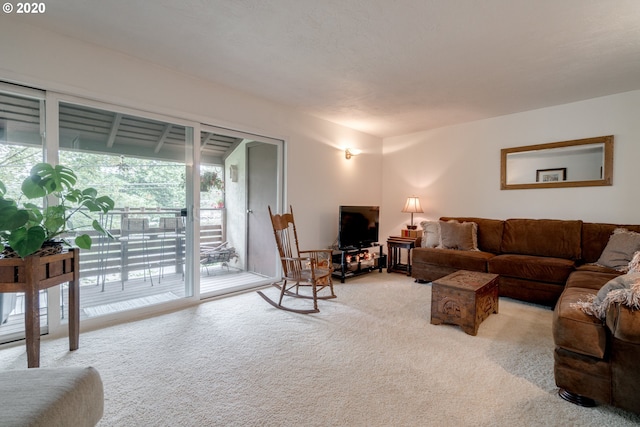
[58, 101, 193, 319]
[0, 87, 46, 343]
[199, 127, 282, 297]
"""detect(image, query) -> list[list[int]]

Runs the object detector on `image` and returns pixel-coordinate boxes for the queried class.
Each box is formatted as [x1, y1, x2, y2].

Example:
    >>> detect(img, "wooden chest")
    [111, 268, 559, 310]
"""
[430, 270, 499, 336]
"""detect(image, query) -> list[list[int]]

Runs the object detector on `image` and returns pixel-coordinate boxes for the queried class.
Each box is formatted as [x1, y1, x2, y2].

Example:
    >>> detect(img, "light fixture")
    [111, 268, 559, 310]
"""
[401, 196, 424, 230]
[345, 148, 361, 159]
[229, 165, 238, 182]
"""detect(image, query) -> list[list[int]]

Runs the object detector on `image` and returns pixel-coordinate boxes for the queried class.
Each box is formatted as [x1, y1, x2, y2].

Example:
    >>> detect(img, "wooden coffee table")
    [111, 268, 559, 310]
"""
[430, 270, 499, 336]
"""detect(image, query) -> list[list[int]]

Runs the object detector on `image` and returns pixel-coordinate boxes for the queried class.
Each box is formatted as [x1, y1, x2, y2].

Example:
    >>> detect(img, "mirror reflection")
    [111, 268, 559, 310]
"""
[500, 136, 613, 190]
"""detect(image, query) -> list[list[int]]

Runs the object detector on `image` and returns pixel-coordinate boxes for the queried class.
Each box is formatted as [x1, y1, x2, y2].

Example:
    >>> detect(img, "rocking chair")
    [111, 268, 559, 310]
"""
[257, 206, 336, 313]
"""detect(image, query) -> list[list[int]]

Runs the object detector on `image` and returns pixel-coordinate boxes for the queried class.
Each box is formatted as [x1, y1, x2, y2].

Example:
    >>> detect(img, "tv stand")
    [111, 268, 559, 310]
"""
[332, 244, 387, 283]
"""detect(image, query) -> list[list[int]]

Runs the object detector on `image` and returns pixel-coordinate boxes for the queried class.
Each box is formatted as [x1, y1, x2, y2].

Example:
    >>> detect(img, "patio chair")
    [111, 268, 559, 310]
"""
[257, 206, 335, 313]
[200, 241, 238, 275]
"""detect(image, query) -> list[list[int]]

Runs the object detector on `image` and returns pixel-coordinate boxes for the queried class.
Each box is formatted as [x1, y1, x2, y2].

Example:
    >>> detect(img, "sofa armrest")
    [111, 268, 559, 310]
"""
[606, 303, 640, 344]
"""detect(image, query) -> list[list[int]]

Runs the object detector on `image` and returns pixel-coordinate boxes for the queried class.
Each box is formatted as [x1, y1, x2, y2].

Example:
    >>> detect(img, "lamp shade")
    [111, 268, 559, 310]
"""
[401, 196, 424, 214]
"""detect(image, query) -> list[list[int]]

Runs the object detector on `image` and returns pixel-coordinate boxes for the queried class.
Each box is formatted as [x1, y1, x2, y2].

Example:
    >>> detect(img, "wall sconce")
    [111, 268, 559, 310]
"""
[229, 165, 238, 182]
[345, 148, 361, 159]
[401, 196, 424, 229]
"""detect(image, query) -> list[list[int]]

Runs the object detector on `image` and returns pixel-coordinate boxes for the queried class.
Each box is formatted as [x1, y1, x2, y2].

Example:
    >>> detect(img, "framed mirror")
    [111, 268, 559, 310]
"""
[500, 135, 613, 190]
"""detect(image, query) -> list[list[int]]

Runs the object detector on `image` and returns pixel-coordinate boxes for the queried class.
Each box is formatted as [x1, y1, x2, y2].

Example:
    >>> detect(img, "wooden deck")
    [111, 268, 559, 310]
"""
[0, 265, 269, 342]
[0, 210, 273, 343]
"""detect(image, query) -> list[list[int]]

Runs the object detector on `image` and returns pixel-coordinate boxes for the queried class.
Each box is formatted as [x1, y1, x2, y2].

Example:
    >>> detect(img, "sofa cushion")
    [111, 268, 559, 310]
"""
[420, 220, 441, 248]
[488, 254, 575, 284]
[412, 247, 494, 272]
[575, 263, 624, 275]
[581, 222, 640, 264]
[440, 217, 504, 254]
[566, 270, 620, 292]
[501, 218, 582, 260]
[554, 285, 607, 359]
[595, 228, 640, 271]
[438, 220, 478, 251]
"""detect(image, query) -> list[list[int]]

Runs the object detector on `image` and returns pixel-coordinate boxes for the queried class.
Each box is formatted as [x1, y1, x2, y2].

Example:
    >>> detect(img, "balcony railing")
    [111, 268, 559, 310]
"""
[69, 208, 225, 288]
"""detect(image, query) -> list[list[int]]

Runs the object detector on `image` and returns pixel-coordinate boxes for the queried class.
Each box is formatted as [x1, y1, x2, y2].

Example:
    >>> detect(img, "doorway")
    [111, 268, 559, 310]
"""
[198, 129, 283, 297]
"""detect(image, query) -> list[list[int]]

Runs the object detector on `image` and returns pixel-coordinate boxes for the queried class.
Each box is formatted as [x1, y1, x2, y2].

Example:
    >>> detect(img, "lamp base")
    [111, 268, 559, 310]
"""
[406, 225, 418, 230]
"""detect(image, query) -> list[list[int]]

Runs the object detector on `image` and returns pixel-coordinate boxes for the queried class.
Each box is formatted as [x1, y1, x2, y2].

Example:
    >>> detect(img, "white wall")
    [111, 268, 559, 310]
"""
[0, 20, 382, 249]
[382, 90, 640, 242]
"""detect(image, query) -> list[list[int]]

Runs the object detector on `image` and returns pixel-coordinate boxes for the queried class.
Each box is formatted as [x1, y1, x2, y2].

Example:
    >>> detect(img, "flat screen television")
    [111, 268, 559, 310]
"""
[338, 205, 380, 250]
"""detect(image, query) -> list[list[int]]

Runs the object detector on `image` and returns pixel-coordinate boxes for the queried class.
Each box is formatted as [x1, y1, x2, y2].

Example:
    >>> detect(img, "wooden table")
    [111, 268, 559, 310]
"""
[387, 236, 421, 275]
[0, 249, 80, 368]
[430, 270, 499, 336]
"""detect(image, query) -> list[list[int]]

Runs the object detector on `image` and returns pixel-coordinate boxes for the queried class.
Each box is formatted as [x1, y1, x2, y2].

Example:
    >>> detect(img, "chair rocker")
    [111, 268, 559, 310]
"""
[257, 206, 336, 313]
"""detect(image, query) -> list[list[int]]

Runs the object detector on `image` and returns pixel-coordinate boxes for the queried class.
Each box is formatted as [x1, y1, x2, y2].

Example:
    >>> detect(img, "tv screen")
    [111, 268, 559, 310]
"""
[338, 206, 380, 250]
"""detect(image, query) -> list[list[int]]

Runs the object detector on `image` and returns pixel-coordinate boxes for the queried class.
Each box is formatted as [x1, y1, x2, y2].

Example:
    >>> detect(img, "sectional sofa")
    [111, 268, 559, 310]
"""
[412, 217, 640, 414]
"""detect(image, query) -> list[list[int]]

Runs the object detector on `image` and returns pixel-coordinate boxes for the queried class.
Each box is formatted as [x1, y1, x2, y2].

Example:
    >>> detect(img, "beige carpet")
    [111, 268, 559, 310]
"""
[1, 273, 639, 426]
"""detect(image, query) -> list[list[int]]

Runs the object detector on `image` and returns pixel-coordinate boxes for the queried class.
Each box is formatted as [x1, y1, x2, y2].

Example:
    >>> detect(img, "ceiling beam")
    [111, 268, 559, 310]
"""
[200, 132, 213, 152]
[154, 124, 173, 153]
[106, 113, 122, 148]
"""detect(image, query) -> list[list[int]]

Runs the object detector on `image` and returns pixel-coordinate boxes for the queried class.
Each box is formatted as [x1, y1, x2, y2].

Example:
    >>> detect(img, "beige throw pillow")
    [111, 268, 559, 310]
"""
[439, 220, 479, 251]
[596, 228, 640, 272]
[420, 220, 441, 248]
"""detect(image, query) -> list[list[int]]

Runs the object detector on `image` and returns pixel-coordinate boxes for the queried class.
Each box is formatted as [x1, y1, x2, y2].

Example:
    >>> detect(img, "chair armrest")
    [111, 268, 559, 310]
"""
[299, 250, 333, 271]
[299, 249, 333, 256]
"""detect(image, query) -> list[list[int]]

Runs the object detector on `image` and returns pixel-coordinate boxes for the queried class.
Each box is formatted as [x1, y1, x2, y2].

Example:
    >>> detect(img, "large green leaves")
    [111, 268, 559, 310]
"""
[21, 163, 77, 199]
[0, 204, 29, 231]
[7, 226, 47, 258]
[1, 163, 116, 258]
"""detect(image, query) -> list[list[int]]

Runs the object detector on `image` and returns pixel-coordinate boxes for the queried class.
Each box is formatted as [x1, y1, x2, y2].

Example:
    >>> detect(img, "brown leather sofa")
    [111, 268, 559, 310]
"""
[412, 217, 640, 414]
[553, 222, 640, 414]
[412, 217, 583, 306]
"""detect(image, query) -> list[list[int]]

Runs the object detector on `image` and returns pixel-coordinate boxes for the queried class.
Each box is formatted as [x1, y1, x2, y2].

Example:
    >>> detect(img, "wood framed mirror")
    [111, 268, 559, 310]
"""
[500, 135, 613, 190]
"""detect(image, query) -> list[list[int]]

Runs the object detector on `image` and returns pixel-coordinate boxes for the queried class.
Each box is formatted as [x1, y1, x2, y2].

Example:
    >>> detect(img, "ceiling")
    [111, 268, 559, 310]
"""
[0, 93, 241, 163]
[17, 0, 640, 138]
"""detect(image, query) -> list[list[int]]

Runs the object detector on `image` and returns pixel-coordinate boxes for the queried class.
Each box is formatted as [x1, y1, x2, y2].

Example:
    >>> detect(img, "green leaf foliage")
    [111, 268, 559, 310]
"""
[74, 234, 92, 250]
[7, 226, 47, 258]
[0, 162, 115, 257]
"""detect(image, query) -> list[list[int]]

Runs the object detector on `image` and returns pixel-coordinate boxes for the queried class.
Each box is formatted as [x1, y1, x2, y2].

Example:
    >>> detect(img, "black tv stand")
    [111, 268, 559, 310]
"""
[332, 244, 386, 283]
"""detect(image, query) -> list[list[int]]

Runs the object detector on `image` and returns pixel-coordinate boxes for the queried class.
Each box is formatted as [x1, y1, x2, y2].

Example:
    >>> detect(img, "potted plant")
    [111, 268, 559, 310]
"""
[0, 163, 115, 258]
[200, 170, 223, 192]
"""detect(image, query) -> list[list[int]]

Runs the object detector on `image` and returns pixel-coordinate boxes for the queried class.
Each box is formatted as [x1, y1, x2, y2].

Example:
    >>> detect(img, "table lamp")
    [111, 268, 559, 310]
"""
[401, 196, 423, 230]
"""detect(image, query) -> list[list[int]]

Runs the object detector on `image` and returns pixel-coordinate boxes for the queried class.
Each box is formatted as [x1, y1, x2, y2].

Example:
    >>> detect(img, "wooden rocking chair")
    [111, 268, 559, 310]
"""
[257, 206, 336, 313]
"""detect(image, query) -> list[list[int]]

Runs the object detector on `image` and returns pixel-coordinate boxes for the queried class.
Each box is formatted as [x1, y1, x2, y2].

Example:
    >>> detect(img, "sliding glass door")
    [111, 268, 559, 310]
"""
[57, 100, 195, 318]
[0, 85, 46, 342]
[0, 81, 285, 345]
[198, 126, 283, 297]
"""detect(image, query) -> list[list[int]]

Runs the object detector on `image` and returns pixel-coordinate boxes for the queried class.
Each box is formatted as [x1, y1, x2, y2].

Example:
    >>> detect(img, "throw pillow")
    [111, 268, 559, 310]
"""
[438, 220, 479, 251]
[595, 228, 640, 272]
[420, 220, 441, 248]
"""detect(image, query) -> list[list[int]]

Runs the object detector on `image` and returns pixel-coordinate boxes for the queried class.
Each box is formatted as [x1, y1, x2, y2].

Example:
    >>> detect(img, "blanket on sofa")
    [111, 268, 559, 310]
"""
[574, 272, 640, 320]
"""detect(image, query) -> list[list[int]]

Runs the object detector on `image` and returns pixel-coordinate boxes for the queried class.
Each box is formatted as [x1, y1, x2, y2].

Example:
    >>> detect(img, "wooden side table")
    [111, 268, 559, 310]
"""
[387, 236, 421, 275]
[0, 249, 80, 368]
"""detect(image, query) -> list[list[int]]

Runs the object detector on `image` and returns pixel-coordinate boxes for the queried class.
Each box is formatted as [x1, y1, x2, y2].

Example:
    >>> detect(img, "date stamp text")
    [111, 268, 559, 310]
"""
[3, 2, 47, 14]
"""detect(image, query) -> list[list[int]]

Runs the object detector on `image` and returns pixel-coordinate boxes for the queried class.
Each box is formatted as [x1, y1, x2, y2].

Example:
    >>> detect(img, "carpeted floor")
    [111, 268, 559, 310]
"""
[1, 273, 639, 426]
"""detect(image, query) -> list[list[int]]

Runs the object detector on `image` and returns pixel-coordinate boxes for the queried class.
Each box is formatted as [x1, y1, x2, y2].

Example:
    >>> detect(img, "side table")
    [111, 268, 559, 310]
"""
[387, 236, 421, 276]
[0, 248, 80, 368]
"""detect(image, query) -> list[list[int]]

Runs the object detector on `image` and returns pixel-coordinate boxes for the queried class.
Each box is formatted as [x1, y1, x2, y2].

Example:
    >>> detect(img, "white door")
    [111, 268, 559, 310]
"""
[247, 142, 278, 277]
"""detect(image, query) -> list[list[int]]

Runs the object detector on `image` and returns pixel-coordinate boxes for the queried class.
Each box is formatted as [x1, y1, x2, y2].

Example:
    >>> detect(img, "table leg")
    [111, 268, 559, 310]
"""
[24, 285, 40, 368]
[69, 254, 80, 351]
